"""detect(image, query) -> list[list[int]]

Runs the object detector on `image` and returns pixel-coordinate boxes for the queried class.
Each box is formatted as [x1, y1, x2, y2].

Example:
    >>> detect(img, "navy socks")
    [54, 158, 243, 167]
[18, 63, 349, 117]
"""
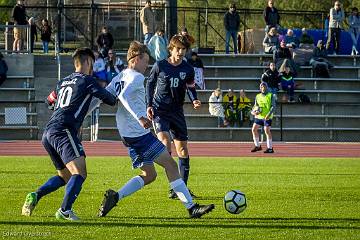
[178, 157, 190, 185]
[36, 175, 66, 201]
[61, 174, 85, 211]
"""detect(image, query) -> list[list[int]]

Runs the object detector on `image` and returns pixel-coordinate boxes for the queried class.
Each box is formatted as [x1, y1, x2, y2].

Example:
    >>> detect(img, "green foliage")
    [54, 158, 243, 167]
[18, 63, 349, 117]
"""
[178, 0, 360, 50]
[1, 156, 360, 239]
[0, 0, 16, 24]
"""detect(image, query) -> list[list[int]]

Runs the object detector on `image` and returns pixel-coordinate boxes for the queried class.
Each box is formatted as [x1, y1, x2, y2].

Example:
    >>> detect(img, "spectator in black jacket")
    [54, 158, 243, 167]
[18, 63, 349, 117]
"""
[40, 19, 52, 54]
[224, 3, 240, 54]
[0, 53, 8, 87]
[274, 40, 297, 76]
[310, 40, 333, 78]
[96, 26, 114, 58]
[263, 0, 280, 34]
[28, 17, 37, 53]
[12, 0, 27, 52]
[261, 62, 281, 97]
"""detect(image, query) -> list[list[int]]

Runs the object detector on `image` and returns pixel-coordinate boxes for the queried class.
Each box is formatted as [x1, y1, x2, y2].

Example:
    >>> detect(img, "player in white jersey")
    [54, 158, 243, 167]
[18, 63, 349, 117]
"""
[91, 41, 214, 218]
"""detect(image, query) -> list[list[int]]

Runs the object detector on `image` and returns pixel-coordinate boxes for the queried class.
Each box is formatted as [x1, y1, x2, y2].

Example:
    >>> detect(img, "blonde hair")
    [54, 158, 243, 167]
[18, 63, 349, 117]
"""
[127, 41, 150, 63]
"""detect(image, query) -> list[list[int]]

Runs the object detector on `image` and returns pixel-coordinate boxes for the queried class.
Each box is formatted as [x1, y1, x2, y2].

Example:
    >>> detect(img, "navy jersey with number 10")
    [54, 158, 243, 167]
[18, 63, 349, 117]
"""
[146, 59, 197, 112]
[46, 72, 116, 131]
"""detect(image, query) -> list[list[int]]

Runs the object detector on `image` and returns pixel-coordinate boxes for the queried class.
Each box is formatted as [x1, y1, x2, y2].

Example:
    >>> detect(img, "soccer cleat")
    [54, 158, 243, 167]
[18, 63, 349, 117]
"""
[251, 146, 262, 152]
[55, 208, 80, 221]
[169, 189, 198, 200]
[264, 148, 274, 153]
[168, 189, 178, 199]
[188, 203, 215, 218]
[98, 189, 119, 217]
[22, 192, 38, 216]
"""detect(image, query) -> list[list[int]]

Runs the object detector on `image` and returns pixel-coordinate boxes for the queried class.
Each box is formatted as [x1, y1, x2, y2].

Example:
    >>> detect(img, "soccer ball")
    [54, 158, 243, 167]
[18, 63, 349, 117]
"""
[223, 190, 247, 214]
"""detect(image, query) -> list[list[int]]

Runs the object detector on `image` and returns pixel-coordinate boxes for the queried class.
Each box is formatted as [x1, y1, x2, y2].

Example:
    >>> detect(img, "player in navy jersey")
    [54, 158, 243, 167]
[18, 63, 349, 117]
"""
[21, 48, 117, 221]
[146, 34, 201, 199]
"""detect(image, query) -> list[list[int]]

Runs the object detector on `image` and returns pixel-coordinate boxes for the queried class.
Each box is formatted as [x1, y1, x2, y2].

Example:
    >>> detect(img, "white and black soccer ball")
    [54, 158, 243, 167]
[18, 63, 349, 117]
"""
[223, 190, 247, 214]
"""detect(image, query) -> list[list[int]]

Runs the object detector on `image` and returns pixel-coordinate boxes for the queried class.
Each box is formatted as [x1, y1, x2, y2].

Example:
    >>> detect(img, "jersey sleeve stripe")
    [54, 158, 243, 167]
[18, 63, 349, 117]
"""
[74, 94, 91, 119]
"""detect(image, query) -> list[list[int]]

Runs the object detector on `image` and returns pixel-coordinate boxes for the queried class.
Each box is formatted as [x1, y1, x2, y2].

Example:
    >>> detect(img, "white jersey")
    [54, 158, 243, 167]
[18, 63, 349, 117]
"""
[106, 68, 150, 138]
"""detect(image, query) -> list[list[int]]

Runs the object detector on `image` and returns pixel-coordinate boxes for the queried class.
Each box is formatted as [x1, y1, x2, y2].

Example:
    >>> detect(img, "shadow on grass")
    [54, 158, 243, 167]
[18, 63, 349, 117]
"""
[1, 217, 359, 230]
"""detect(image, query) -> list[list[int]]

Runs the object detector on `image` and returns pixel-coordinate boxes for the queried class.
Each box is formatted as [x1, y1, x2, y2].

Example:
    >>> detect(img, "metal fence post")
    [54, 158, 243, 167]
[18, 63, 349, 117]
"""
[91, 0, 95, 50]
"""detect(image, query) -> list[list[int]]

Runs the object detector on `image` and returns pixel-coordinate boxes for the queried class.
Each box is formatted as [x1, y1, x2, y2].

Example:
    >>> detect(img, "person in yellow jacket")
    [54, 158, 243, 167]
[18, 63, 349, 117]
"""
[223, 89, 238, 127]
[236, 89, 252, 126]
[251, 82, 276, 153]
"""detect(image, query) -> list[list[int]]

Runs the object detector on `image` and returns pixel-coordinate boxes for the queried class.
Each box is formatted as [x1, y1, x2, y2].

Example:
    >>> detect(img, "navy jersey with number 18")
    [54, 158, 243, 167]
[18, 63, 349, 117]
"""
[146, 59, 197, 112]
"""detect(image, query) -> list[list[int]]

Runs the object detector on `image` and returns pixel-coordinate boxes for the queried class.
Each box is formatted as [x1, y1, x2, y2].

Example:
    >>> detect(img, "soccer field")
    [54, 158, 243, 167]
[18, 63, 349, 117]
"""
[0, 156, 359, 240]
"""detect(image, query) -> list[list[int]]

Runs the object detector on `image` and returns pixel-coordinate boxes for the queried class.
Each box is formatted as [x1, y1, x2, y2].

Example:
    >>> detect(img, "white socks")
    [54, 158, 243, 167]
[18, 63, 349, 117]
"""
[118, 176, 144, 200]
[267, 138, 273, 149]
[170, 178, 194, 209]
[253, 135, 260, 147]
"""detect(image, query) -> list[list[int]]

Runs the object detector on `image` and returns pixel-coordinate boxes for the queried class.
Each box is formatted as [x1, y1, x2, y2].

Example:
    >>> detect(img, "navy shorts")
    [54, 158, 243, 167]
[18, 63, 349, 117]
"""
[122, 132, 166, 169]
[254, 118, 272, 127]
[152, 109, 188, 141]
[42, 127, 86, 170]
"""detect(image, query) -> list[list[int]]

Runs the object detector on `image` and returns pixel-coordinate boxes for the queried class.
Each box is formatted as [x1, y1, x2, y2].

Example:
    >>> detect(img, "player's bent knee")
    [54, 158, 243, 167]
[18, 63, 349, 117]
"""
[142, 172, 157, 185]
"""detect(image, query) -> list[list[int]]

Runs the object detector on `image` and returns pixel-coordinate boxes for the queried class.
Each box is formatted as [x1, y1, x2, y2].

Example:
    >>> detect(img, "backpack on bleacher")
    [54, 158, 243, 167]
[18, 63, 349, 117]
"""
[298, 94, 311, 103]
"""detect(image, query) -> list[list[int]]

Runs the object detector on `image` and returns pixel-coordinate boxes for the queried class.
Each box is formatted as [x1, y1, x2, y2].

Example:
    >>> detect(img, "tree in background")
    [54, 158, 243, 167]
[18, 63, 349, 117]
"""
[0, 0, 16, 24]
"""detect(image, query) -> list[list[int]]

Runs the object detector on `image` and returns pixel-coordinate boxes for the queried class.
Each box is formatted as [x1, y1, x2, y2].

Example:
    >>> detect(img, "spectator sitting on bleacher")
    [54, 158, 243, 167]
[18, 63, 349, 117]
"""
[274, 40, 297, 76]
[310, 40, 333, 78]
[105, 49, 124, 83]
[0, 53, 8, 87]
[188, 52, 205, 89]
[147, 28, 168, 61]
[223, 89, 238, 127]
[209, 88, 225, 127]
[179, 27, 195, 60]
[93, 50, 107, 83]
[261, 62, 281, 97]
[236, 89, 252, 126]
[299, 28, 314, 46]
[284, 29, 299, 49]
[96, 26, 114, 58]
[263, 27, 279, 54]
[279, 59, 296, 102]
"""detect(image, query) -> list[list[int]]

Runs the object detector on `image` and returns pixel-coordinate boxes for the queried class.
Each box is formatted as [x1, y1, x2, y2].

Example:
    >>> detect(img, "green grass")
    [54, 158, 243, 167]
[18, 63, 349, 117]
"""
[0, 156, 359, 240]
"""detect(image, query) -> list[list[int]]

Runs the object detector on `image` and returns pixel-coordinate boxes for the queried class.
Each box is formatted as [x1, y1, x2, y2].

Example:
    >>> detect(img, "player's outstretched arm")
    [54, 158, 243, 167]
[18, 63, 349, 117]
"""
[145, 62, 159, 109]
[89, 77, 116, 106]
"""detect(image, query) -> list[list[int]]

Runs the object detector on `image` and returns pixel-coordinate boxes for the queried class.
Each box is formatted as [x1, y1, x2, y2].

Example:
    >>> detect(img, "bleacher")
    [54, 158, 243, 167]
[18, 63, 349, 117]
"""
[0, 54, 38, 140]
[93, 54, 360, 142]
[0, 54, 359, 142]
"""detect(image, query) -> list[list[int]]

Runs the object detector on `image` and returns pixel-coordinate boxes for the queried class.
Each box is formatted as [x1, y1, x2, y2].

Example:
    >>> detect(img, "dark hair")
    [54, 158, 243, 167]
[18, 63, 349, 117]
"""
[156, 28, 165, 34]
[0, 52, 3, 59]
[127, 41, 150, 62]
[229, 3, 236, 9]
[72, 48, 95, 64]
[191, 51, 198, 56]
[181, 27, 188, 33]
[352, 7, 359, 17]
[168, 34, 190, 51]
[146, 0, 151, 4]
